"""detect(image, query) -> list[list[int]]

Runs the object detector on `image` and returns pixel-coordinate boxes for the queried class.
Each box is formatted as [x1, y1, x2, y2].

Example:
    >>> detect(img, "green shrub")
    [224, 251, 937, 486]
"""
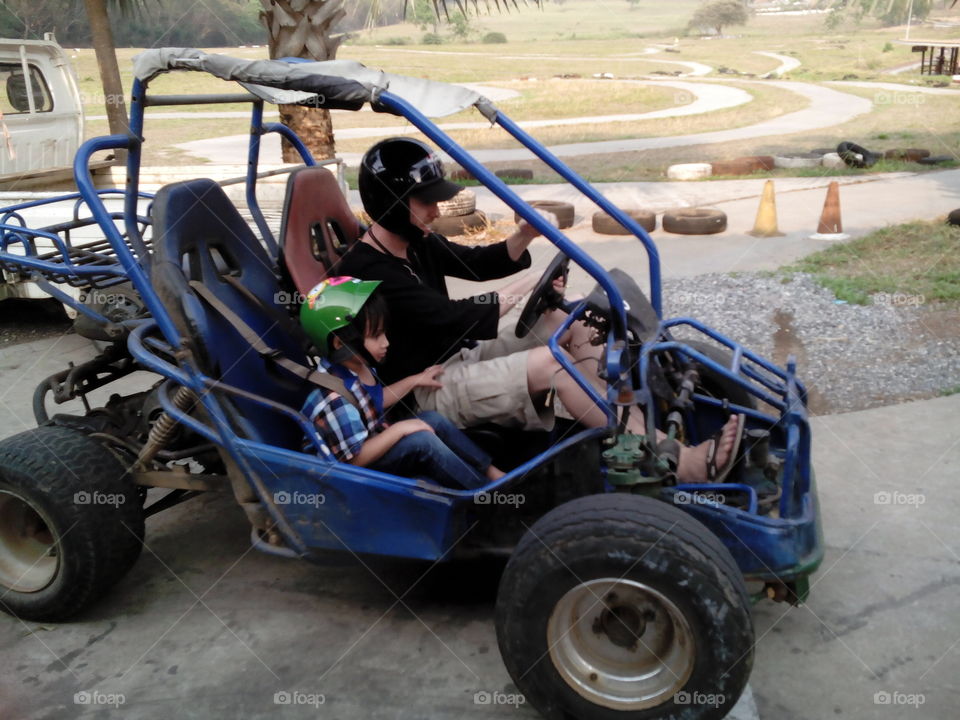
[385, 37, 409, 46]
[482, 32, 507, 44]
[422, 32, 442, 45]
[882, 41, 894, 52]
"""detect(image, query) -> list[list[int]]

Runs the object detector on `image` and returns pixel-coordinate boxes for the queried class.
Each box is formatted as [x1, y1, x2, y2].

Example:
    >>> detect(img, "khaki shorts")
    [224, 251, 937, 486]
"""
[414, 318, 555, 431]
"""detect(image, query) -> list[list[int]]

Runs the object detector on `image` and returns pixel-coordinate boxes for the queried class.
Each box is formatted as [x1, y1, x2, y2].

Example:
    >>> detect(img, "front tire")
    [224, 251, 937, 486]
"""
[0, 427, 144, 621]
[495, 494, 753, 720]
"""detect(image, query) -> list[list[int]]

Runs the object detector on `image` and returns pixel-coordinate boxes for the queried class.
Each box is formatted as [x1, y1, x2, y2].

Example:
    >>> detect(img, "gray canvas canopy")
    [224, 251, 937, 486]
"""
[133, 48, 498, 121]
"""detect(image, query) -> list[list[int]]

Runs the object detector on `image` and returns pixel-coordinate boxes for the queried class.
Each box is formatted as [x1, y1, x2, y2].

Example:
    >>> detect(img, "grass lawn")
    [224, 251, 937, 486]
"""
[68, 0, 958, 169]
[785, 221, 960, 305]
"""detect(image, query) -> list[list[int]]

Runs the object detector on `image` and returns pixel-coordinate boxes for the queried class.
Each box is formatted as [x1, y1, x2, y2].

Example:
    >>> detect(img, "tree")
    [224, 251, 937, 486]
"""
[259, 0, 543, 162]
[83, 0, 131, 150]
[822, 0, 933, 26]
[688, 0, 749, 36]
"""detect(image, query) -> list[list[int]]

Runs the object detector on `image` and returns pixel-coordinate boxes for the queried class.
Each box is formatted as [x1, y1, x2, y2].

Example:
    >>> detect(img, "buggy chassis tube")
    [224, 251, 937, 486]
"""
[375, 93, 632, 379]
[75, 134, 183, 344]
[493, 112, 663, 317]
[129, 321, 611, 502]
[640, 339, 813, 521]
[132, 321, 613, 562]
[663, 317, 809, 400]
[127, 80, 318, 260]
[130, 323, 312, 556]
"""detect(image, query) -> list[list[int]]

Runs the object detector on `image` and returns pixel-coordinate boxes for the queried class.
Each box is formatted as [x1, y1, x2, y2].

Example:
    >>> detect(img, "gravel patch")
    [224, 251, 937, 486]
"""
[662, 272, 960, 414]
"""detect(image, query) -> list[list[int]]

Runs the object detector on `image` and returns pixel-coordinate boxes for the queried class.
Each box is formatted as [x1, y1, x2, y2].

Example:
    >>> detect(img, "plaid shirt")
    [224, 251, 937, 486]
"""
[301, 359, 386, 462]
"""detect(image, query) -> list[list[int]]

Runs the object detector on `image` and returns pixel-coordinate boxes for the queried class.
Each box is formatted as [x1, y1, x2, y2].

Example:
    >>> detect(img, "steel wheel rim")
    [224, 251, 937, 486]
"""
[0, 491, 59, 593]
[547, 577, 695, 710]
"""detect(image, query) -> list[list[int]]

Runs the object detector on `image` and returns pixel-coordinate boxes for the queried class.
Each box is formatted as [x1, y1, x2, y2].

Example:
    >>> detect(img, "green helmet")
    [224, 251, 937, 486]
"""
[300, 276, 382, 357]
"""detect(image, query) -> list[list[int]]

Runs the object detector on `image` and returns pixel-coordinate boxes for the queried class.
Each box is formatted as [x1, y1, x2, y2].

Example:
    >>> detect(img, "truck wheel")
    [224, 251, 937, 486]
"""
[496, 493, 753, 720]
[0, 427, 144, 621]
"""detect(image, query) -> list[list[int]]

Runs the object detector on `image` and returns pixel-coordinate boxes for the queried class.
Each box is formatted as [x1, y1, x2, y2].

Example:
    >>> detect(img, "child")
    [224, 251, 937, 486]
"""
[299, 276, 505, 490]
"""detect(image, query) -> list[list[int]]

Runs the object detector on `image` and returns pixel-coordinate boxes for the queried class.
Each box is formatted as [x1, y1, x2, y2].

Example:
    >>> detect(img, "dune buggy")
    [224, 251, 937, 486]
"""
[0, 49, 822, 720]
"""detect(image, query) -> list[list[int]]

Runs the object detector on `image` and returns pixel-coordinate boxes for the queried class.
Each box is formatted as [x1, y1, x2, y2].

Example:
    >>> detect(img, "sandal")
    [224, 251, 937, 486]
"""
[705, 414, 745, 483]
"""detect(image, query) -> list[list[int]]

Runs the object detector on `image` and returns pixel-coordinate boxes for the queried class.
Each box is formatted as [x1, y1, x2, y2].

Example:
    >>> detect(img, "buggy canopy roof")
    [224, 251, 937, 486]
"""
[133, 48, 497, 120]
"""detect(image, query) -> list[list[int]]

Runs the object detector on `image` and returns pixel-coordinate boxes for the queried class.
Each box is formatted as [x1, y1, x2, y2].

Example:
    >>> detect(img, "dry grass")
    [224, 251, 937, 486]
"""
[330, 81, 807, 155]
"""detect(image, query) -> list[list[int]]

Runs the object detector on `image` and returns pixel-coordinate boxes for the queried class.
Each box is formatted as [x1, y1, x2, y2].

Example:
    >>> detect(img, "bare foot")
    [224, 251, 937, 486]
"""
[676, 415, 741, 483]
[486, 465, 506, 482]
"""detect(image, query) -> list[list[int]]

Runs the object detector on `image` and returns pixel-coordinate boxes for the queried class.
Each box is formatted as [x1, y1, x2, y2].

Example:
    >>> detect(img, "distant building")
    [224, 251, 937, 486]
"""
[897, 39, 960, 76]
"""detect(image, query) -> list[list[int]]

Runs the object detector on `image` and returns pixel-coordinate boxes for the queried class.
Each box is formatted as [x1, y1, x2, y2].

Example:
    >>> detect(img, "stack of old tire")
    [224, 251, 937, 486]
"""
[590, 207, 727, 236]
[432, 188, 487, 236]
[514, 200, 576, 229]
[666, 155, 774, 180]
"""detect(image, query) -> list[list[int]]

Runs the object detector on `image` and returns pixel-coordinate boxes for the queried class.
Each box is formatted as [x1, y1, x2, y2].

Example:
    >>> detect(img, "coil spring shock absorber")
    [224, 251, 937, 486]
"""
[135, 385, 197, 470]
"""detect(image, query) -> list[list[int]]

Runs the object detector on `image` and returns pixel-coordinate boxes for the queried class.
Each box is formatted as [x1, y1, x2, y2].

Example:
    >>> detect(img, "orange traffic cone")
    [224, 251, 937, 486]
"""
[748, 180, 784, 237]
[810, 181, 849, 240]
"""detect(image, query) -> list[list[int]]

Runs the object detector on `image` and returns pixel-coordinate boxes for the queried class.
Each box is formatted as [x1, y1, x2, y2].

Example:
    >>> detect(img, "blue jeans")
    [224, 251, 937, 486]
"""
[370, 411, 492, 490]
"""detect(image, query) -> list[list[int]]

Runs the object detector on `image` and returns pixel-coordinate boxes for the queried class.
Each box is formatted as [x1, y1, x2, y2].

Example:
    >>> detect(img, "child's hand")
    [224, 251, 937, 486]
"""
[395, 419, 436, 437]
[417, 365, 445, 389]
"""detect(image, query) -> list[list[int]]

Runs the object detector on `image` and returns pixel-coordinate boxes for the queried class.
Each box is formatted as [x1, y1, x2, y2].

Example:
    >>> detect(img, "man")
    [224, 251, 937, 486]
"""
[337, 137, 738, 482]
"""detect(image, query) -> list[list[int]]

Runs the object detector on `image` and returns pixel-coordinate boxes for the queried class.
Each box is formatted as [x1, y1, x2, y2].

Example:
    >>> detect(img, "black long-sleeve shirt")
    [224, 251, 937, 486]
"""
[336, 233, 531, 384]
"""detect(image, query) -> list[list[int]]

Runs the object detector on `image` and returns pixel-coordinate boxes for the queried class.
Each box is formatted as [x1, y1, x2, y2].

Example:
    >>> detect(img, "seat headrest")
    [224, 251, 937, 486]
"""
[279, 166, 361, 297]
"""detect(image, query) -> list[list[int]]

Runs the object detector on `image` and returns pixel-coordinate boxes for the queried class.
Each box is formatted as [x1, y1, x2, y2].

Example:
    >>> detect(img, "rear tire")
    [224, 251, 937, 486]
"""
[0, 427, 144, 621]
[496, 493, 753, 720]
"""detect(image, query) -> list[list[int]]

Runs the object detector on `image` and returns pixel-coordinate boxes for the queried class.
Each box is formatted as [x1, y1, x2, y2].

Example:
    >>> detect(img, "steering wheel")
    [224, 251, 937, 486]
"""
[516, 251, 570, 338]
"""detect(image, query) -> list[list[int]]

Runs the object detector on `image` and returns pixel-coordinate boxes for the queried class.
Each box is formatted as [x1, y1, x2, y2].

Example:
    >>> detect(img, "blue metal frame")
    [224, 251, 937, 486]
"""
[0, 62, 823, 584]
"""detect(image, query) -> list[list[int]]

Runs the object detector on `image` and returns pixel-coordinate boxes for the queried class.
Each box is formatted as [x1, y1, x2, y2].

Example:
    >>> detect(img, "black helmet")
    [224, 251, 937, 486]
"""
[359, 138, 462, 238]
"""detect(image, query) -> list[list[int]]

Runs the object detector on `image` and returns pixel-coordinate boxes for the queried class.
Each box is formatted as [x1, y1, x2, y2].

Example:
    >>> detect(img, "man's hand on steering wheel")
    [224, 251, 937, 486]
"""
[516, 251, 570, 338]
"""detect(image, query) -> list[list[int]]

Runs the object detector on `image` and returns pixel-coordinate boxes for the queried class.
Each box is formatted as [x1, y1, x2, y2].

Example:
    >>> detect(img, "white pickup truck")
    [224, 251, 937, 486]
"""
[0, 34, 103, 307]
[0, 34, 83, 182]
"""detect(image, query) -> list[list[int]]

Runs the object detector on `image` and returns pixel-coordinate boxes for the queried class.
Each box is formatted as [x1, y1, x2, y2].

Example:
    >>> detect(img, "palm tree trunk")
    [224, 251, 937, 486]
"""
[260, 0, 346, 162]
[83, 0, 128, 162]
